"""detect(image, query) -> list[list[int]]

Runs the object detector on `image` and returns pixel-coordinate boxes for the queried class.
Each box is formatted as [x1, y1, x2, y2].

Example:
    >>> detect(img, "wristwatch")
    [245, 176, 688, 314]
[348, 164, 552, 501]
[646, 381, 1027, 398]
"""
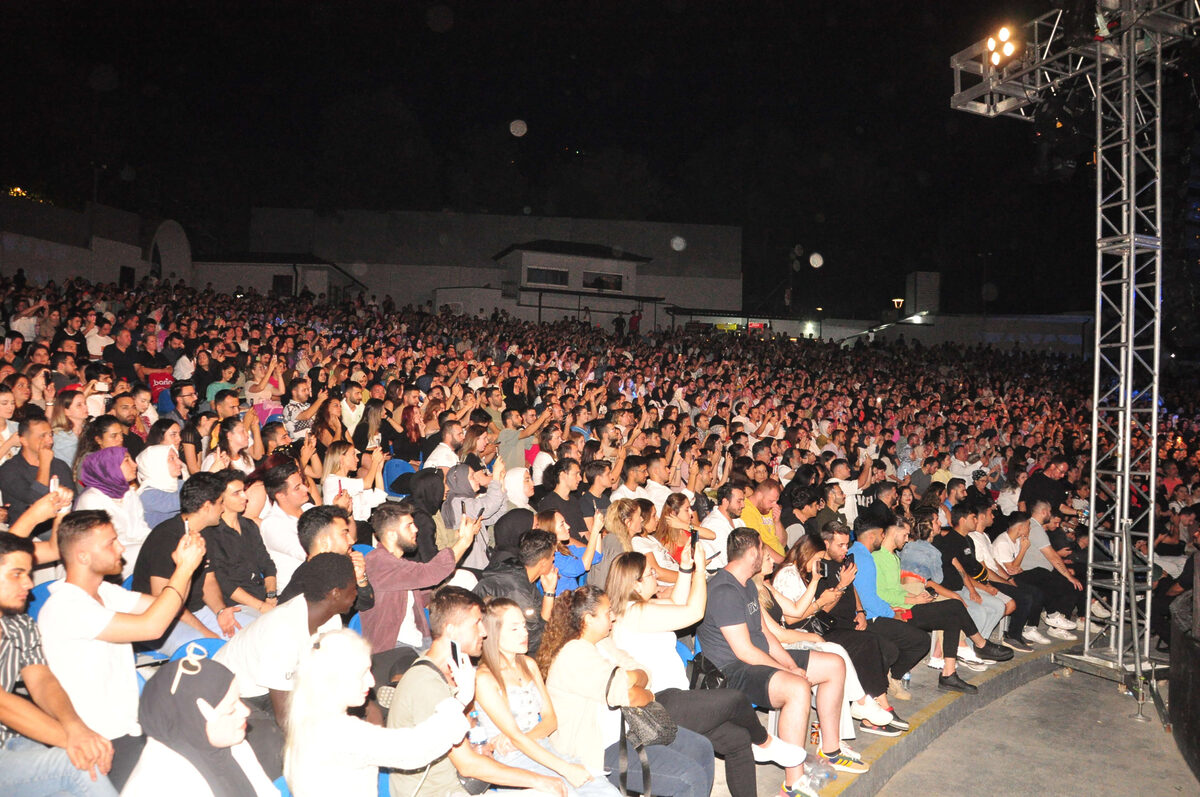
[265, 591, 277, 599]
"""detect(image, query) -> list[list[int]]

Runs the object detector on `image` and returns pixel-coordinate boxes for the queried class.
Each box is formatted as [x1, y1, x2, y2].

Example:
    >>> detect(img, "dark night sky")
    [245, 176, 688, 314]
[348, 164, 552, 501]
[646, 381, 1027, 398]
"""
[0, 1, 1149, 317]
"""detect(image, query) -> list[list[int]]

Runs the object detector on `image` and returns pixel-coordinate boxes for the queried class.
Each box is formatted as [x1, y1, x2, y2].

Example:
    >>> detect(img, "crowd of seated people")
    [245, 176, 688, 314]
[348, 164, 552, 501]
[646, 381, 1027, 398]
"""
[0, 271, 1196, 797]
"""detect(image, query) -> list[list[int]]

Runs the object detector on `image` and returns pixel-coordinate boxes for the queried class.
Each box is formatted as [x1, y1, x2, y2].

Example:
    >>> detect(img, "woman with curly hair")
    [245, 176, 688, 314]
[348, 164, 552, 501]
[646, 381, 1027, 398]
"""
[536, 585, 714, 797]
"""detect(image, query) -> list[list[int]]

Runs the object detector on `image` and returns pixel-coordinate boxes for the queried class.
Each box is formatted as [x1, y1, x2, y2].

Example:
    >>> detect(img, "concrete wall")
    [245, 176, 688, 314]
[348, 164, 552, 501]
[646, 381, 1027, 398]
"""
[873, 313, 1093, 354]
[0, 230, 146, 286]
[250, 208, 742, 310]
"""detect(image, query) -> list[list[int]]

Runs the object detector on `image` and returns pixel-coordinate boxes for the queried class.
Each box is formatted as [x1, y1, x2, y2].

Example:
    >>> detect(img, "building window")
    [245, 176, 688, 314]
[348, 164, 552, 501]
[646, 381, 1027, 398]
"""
[583, 271, 623, 292]
[525, 267, 569, 287]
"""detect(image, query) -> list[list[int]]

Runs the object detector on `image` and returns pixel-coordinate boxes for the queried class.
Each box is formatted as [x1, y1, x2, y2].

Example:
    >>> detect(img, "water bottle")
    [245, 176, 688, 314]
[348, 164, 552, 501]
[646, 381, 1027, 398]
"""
[902, 671, 912, 689]
[467, 710, 488, 753]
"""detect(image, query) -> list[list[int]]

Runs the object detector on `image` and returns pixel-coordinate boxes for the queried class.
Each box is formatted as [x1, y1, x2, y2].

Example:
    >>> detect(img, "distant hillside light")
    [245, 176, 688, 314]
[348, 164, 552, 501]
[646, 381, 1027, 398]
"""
[670, 236, 687, 251]
[809, 252, 824, 269]
[509, 119, 528, 137]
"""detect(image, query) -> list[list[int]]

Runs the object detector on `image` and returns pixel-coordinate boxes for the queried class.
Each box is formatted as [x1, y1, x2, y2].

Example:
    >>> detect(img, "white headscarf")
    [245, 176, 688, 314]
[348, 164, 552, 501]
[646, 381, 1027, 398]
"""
[137, 444, 181, 494]
[503, 468, 532, 510]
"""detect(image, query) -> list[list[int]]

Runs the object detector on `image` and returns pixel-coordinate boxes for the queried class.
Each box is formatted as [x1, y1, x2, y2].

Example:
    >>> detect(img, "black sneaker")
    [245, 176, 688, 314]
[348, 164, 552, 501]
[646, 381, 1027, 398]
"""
[976, 641, 1014, 662]
[938, 672, 979, 693]
[886, 710, 910, 731]
[1003, 636, 1034, 653]
[859, 718, 903, 736]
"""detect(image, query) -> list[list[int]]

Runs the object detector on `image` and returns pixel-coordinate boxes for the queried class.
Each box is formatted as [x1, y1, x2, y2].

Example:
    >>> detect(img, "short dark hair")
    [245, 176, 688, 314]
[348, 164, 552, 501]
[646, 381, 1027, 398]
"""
[428, 585, 485, 640]
[169, 380, 195, 404]
[950, 502, 978, 526]
[297, 505, 351, 554]
[369, 501, 415, 538]
[57, 510, 113, 558]
[0, 531, 35, 561]
[263, 460, 300, 503]
[726, 527, 762, 564]
[820, 520, 852, 543]
[620, 455, 647, 483]
[947, 477, 966, 492]
[278, 552, 355, 603]
[214, 468, 247, 491]
[518, 529, 557, 568]
[179, 471, 226, 515]
[716, 482, 739, 507]
[213, 388, 239, 407]
[583, 459, 611, 483]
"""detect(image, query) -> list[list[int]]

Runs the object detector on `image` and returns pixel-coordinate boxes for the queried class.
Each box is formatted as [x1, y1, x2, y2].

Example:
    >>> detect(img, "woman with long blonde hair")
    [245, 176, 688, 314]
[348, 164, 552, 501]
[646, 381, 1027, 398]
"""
[585, 498, 640, 590]
[475, 598, 618, 796]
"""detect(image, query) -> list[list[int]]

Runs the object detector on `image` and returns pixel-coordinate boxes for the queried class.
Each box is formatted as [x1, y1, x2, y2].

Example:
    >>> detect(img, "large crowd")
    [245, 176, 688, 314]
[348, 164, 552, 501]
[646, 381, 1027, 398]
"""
[0, 272, 1196, 797]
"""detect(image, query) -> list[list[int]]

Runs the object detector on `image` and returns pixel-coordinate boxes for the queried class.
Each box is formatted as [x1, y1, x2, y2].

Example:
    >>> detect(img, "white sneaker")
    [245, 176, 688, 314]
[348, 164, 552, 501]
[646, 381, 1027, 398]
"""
[959, 658, 989, 672]
[926, 656, 945, 670]
[1022, 626, 1053, 645]
[1043, 612, 1076, 631]
[753, 735, 807, 768]
[850, 698, 894, 727]
[1090, 599, 1112, 619]
[958, 646, 985, 664]
[1047, 626, 1078, 641]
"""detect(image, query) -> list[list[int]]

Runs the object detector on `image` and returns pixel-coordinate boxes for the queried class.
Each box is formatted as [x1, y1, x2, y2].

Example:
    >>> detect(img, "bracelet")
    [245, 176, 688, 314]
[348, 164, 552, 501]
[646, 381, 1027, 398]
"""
[163, 585, 183, 602]
[679, 565, 695, 574]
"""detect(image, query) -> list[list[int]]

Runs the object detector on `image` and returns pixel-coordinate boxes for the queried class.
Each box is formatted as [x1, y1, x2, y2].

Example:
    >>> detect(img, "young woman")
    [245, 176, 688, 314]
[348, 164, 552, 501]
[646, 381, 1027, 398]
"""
[504, 468, 535, 511]
[351, 398, 395, 455]
[75, 447, 151, 578]
[534, 509, 601, 594]
[73, 415, 126, 483]
[206, 362, 239, 404]
[47, 388, 85, 466]
[0, 385, 21, 465]
[203, 416, 256, 474]
[392, 404, 425, 465]
[606, 551, 803, 797]
[408, 468, 448, 563]
[311, 396, 349, 452]
[146, 418, 183, 451]
[475, 599, 620, 797]
[587, 498, 642, 590]
[122, 655, 276, 796]
[320, 441, 388, 522]
[137, 444, 184, 528]
[630, 499, 679, 592]
[180, 410, 219, 476]
[895, 485, 916, 525]
[283, 629, 469, 797]
[536, 585, 715, 797]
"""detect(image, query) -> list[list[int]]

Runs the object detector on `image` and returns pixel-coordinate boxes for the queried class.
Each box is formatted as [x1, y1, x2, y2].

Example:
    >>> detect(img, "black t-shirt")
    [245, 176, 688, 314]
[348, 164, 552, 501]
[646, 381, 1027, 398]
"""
[1022, 471, 1068, 513]
[136, 350, 170, 372]
[698, 569, 770, 670]
[933, 531, 984, 590]
[122, 431, 145, 460]
[102, 343, 139, 382]
[537, 491, 588, 544]
[131, 516, 209, 612]
[578, 490, 611, 525]
[816, 565, 859, 627]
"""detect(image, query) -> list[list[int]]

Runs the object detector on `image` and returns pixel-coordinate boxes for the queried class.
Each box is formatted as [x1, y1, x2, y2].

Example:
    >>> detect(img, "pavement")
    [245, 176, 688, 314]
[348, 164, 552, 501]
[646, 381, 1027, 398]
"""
[706, 638, 1196, 797]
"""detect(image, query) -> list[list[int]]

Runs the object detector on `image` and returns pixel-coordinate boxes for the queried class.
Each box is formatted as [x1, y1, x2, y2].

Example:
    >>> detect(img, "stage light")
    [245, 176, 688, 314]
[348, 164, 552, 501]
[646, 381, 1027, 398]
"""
[986, 25, 1021, 69]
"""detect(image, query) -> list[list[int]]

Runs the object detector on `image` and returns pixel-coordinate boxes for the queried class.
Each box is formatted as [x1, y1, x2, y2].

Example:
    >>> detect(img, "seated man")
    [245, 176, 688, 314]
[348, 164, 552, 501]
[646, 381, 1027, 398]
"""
[36, 510, 207, 789]
[213, 552, 358, 779]
[699, 527, 865, 797]
[131, 473, 235, 647]
[0, 532, 117, 797]
[201, 469, 278, 617]
[387, 586, 569, 797]
[991, 507, 1083, 640]
[0, 417, 75, 529]
[361, 502, 480, 658]
[932, 504, 1014, 649]
[296, 504, 375, 614]
[259, 460, 314, 590]
[865, 516, 1012, 694]
[473, 529, 557, 653]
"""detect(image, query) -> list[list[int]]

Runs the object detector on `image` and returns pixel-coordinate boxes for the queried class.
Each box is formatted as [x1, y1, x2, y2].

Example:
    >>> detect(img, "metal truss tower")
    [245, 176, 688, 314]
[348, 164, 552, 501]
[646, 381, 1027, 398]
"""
[950, 1, 1200, 724]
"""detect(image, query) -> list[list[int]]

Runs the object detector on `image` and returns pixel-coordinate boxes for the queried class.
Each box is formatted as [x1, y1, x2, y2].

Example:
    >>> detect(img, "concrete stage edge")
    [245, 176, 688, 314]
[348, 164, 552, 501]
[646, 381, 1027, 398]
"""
[825, 645, 1064, 796]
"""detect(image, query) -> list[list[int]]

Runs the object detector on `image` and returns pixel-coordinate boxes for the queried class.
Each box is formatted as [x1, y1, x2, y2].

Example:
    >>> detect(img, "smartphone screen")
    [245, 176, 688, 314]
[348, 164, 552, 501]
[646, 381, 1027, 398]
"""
[690, 526, 699, 549]
[449, 640, 461, 667]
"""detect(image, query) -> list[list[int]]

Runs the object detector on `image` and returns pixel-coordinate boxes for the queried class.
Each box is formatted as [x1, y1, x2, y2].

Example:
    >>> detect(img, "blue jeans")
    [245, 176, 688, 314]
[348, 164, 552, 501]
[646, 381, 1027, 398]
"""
[956, 587, 1007, 641]
[604, 726, 714, 797]
[0, 735, 118, 797]
[494, 739, 621, 797]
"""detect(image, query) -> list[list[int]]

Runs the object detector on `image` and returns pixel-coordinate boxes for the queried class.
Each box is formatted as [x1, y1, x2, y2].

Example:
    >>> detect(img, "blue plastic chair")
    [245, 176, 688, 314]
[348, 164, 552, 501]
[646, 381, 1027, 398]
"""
[383, 459, 416, 497]
[675, 638, 698, 664]
[136, 671, 147, 695]
[348, 613, 363, 634]
[27, 581, 55, 621]
[352, 543, 373, 556]
[169, 637, 226, 661]
[378, 770, 388, 797]
[122, 574, 134, 590]
[274, 775, 291, 796]
[266, 413, 285, 425]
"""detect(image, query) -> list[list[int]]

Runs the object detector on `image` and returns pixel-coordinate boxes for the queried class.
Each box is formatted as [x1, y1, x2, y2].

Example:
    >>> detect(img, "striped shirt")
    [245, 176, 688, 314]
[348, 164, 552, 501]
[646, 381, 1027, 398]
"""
[0, 613, 47, 745]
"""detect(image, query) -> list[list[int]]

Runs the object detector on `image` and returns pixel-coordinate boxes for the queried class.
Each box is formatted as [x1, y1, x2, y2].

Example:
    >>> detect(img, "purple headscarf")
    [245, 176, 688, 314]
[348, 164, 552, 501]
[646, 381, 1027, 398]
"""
[79, 447, 132, 500]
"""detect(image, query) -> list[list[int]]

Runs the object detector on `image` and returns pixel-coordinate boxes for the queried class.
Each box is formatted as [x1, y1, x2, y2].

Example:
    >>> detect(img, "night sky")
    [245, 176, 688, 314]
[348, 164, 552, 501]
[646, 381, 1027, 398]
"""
[4, 1, 1176, 318]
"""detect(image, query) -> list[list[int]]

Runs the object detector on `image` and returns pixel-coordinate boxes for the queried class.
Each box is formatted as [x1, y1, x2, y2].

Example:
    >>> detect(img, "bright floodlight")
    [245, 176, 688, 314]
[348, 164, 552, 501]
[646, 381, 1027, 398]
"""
[999, 26, 1011, 42]
[991, 52, 1001, 66]
[987, 37, 997, 52]
[1002, 41, 1015, 57]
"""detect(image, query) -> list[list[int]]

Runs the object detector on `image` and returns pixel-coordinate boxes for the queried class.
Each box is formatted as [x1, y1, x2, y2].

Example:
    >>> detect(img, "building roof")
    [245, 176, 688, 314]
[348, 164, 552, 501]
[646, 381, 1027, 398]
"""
[193, 252, 335, 265]
[492, 239, 652, 263]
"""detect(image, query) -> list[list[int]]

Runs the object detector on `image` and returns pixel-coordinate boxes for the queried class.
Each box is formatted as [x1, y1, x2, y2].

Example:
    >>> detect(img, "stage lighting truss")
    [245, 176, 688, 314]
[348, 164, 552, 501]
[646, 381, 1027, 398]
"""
[951, 1, 1200, 728]
[985, 26, 1022, 68]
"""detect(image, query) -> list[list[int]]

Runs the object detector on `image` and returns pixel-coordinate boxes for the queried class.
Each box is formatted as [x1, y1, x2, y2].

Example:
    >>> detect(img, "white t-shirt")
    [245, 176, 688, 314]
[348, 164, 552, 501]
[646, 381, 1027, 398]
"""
[38, 581, 143, 739]
[213, 595, 340, 698]
[259, 501, 311, 591]
[73, 489, 152, 580]
[321, 476, 387, 522]
[422, 443, 458, 471]
[530, 451, 555, 487]
[968, 531, 1001, 575]
[700, 507, 735, 570]
[831, 478, 863, 525]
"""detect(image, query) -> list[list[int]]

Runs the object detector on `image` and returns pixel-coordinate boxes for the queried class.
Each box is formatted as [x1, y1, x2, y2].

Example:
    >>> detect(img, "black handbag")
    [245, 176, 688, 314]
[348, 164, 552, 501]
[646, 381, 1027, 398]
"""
[797, 610, 834, 636]
[606, 668, 678, 796]
[688, 651, 727, 690]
